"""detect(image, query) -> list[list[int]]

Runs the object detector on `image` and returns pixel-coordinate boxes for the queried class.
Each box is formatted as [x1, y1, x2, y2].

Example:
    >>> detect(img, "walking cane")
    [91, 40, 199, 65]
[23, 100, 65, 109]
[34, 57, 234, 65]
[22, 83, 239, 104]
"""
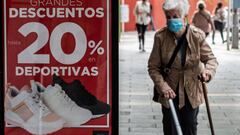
[200, 79, 215, 135]
[168, 99, 183, 135]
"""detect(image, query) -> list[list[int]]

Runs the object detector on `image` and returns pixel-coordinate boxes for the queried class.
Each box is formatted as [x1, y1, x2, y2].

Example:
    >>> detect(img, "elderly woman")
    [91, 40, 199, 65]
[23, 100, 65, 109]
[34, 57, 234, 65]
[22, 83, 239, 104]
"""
[148, 0, 218, 135]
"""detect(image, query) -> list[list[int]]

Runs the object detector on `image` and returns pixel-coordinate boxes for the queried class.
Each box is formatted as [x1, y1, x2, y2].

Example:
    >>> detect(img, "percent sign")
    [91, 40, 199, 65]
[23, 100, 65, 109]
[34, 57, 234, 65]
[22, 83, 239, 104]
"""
[88, 40, 104, 55]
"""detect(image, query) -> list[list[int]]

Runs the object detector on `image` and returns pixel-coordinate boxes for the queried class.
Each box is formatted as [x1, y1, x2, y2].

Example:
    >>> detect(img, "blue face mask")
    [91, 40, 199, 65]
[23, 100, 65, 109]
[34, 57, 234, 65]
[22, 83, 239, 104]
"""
[167, 18, 183, 33]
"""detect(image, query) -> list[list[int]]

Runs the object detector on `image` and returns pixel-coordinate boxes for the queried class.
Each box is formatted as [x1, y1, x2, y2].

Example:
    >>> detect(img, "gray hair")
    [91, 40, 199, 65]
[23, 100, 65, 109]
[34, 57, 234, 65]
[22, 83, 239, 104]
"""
[162, 0, 190, 18]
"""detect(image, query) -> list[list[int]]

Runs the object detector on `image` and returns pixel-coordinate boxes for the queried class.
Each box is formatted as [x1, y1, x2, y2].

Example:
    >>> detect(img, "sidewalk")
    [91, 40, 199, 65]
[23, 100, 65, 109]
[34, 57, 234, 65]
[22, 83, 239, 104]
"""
[119, 31, 240, 135]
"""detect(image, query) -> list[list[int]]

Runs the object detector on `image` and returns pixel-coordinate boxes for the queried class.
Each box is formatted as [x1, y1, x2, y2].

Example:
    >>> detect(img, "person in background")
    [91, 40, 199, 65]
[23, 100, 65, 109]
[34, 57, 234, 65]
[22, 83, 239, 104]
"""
[212, 2, 226, 44]
[148, 3, 156, 31]
[134, 0, 151, 52]
[192, 0, 215, 37]
[148, 0, 218, 134]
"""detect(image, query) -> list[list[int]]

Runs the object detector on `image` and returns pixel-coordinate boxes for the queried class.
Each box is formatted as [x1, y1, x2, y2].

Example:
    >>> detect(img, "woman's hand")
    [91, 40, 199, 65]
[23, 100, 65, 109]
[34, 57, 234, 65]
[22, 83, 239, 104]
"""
[200, 70, 211, 82]
[163, 89, 176, 99]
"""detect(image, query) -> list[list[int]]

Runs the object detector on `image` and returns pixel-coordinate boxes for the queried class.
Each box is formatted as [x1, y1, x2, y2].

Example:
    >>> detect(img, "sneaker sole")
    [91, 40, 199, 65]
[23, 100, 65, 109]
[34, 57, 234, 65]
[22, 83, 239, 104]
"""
[92, 114, 105, 118]
[5, 110, 64, 134]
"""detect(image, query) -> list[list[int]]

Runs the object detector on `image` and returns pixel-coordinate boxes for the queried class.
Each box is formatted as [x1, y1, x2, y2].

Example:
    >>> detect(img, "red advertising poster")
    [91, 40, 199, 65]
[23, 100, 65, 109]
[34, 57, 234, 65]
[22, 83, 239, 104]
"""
[4, 0, 112, 134]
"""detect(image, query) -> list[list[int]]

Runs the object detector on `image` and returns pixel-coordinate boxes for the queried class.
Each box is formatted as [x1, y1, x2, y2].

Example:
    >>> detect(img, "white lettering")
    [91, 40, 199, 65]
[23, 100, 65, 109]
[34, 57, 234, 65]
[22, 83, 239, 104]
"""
[72, 67, 81, 76]
[9, 8, 18, 18]
[57, 8, 65, 18]
[59, 67, 67, 76]
[25, 67, 32, 76]
[19, 8, 28, 18]
[91, 67, 98, 76]
[96, 8, 104, 18]
[28, 8, 36, 18]
[16, 67, 24, 76]
[46, 8, 56, 18]
[76, 8, 84, 17]
[33, 67, 41, 76]
[9, 7, 105, 18]
[85, 8, 95, 18]
[37, 8, 46, 18]
[81, 67, 90, 76]
[30, 0, 38, 6]
[15, 66, 99, 76]
[51, 67, 60, 76]
[65, 8, 75, 18]
[42, 67, 51, 76]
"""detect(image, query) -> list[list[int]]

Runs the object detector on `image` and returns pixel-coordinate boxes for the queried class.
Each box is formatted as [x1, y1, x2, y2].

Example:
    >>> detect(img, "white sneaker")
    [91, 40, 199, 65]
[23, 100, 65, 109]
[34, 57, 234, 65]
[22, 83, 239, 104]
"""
[40, 84, 93, 126]
[5, 82, 65, 134]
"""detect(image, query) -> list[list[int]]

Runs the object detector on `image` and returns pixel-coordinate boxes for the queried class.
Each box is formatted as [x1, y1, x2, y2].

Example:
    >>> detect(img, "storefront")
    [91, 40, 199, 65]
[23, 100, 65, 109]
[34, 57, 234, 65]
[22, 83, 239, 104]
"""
[2, 0, 119, 135]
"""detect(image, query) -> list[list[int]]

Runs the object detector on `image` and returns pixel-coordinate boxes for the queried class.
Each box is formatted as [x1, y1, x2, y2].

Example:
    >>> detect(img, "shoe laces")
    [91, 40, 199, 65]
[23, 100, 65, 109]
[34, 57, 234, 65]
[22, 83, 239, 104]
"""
[58, 90, 75, 107]
[58, 90, 78, 111]
[31, 93, 49, 115]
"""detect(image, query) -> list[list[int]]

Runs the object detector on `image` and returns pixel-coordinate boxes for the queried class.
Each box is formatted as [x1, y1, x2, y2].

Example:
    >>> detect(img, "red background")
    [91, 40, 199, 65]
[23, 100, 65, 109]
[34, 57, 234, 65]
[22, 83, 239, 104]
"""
[5, 0, 112, 134]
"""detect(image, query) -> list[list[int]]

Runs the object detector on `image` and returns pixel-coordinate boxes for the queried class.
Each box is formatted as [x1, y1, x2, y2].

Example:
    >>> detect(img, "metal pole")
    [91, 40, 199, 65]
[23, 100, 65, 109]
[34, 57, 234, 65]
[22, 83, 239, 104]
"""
[226, 0, 231, 51]
[201, 82, 215, 135]
[232, 8, 239, 49]
[168, 99, 183, 135]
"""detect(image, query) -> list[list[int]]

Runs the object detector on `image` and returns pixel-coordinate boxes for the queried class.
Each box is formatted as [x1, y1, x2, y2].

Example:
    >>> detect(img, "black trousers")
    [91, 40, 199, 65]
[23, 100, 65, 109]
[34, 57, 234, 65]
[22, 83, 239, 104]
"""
[212, 20, 225, 43]
[162, 91, 199, 135]
[136, 23, 148, 46]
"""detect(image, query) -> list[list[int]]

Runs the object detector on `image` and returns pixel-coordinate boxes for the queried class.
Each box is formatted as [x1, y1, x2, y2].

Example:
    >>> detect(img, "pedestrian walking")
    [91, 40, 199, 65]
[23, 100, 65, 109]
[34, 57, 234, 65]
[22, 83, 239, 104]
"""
[212, 2, 226, 44]
[148, 3, 156, 31]
[148, 0, 218, 135]
[192, 0, 215, 37]
[134, 0, 151, 52]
